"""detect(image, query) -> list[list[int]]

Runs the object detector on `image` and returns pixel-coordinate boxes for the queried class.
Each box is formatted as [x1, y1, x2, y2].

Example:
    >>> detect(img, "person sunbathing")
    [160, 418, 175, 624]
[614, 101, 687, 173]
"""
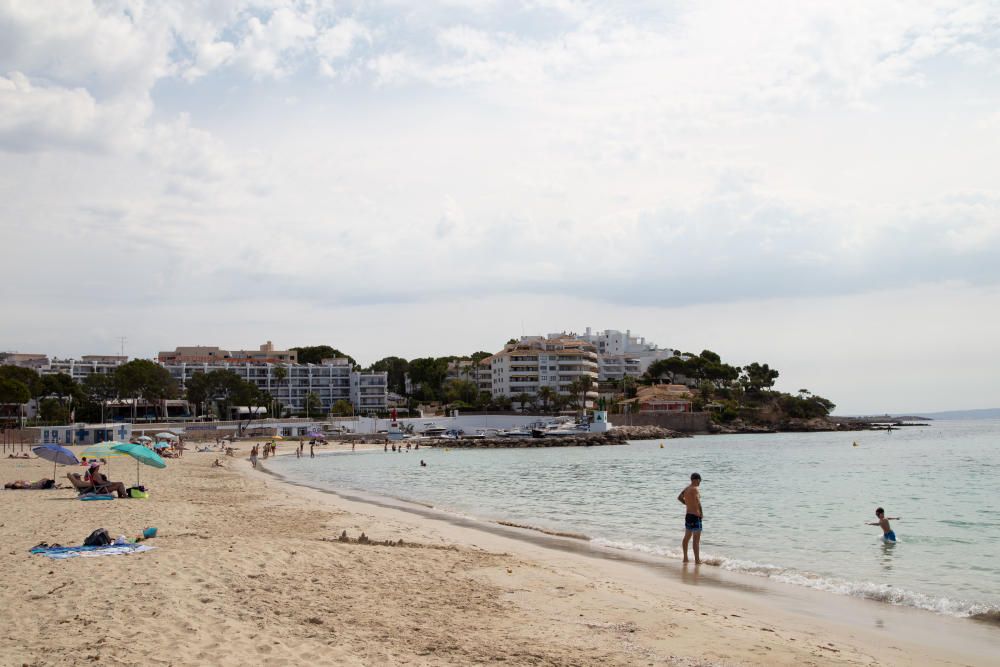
[86, 463, 127, 498]
[5, 478, 55, 489]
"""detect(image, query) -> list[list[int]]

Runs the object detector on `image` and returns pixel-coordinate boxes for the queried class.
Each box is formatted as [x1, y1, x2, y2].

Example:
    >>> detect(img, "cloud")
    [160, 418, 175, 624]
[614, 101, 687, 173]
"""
[0, 72, 149, 152]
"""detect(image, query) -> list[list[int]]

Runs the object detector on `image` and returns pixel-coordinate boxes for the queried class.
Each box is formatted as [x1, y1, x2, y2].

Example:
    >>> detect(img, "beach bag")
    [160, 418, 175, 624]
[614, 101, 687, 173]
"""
[83, 528, 111, 547]
[128, 488, 149, 499]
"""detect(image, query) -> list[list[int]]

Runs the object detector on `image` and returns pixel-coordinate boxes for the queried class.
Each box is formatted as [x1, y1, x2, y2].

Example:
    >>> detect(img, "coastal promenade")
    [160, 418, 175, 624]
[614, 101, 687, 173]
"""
[0, 446, 995, 665]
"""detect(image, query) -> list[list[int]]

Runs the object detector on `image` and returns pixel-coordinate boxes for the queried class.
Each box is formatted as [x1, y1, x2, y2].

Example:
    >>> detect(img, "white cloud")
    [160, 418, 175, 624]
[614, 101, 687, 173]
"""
[2, 0, 1000, 412]
[0, 72, 150, 152]
[317, 18, 372, 61]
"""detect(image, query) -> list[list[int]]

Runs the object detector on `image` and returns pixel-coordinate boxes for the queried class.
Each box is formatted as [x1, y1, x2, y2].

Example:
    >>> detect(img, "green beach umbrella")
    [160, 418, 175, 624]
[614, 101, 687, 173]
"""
[111, 442, 166, 486]
[79, 442, 132, 460]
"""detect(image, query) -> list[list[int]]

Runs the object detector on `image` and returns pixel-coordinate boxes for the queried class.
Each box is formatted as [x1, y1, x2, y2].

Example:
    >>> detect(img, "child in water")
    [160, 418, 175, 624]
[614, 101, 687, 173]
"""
[868, 507, 900, 541]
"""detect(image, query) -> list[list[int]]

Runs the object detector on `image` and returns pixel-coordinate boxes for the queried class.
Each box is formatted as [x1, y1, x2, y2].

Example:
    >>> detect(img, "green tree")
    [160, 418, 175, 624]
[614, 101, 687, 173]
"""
[536, 386, 557, 413]
[304, 391, 322, 419]
[38, 397, 70, 424]
[184, 371, 211, 418]
[273, 365, 288, 417]
[0, 365, 44, 408]
[368, 356, 409, 394]
[331, 399, 354, 417]
[699, 349, 722, 364]
[42, 373, 79, 404]
[80, 373, 117, 422]
[408, 357, 450, 400]
[0, 376, 31, 424]
[646, 356, 687, 382]
[233, 383, 270, 432]
[114, 359, 178, 420]
[292, 345, 356, 366]
[445, 379, 479, 406]
[741, 362, 780, 393]
[568, 376, 595, 410]
[514, 392, 533, 412]
[469, 351, 493, 363]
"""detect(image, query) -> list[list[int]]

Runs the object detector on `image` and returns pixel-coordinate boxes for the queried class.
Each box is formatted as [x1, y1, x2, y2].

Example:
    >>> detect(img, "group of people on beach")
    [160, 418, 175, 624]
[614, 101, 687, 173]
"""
[677, 473, 900, 565]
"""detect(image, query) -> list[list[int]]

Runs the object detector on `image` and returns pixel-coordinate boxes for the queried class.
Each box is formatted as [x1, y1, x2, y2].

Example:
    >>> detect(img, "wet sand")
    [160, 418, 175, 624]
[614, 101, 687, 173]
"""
[0, 447, 995, 665]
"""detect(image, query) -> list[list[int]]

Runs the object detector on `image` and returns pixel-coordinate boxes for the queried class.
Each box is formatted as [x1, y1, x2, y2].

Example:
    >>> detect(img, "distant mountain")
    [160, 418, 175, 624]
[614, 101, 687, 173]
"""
[904, 408, 1000, 421]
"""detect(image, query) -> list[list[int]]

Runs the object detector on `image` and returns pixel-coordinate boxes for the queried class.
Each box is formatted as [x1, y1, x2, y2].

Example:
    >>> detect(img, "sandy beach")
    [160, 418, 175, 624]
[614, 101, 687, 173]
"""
[0, 445, 995, 666]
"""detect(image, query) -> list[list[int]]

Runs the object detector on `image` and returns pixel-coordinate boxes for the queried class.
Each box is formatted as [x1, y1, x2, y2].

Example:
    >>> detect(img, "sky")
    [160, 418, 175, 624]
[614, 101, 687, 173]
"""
[1, 0, 999, 415]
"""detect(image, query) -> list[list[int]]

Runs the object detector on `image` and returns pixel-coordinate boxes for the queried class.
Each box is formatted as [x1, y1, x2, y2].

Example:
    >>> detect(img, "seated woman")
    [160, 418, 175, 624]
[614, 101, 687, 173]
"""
[86, 463, 128, 498]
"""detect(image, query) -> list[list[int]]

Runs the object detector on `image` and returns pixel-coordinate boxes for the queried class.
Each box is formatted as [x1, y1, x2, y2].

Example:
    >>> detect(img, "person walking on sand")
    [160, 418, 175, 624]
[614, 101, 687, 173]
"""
[250, 444, 259, 469]
[868, 507, 900, 542]
[310, 442, 315, 459]
[678, 472, 703, 564]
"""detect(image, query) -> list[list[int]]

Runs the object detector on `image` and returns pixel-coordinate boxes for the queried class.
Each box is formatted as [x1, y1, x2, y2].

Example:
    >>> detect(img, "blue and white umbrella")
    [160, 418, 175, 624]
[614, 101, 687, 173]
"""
[32, 444, 80, 480]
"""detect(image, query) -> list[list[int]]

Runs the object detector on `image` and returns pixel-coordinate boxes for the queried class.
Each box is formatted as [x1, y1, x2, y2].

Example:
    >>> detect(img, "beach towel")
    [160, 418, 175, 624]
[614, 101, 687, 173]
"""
[30, 544, 155, 559]
[79, 493, 116, 501]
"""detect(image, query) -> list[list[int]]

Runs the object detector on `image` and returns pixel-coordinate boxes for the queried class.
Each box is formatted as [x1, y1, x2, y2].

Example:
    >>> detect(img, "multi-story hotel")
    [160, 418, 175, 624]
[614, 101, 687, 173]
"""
[576, 327, 680, 381]
[3, 343, 387, 416]
[162, 358, 388, 415]
[158, 341, 387, 414]
[489, 335, 600, 407]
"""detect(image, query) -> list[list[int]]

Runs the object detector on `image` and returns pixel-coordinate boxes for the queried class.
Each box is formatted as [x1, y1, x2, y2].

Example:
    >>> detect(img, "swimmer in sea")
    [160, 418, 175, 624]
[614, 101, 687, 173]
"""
[867, 507, 900, 542]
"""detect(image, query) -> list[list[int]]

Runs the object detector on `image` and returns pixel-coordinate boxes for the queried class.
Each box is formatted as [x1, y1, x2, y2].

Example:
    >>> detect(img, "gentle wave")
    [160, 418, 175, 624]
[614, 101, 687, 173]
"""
[591, 538, 999, 619]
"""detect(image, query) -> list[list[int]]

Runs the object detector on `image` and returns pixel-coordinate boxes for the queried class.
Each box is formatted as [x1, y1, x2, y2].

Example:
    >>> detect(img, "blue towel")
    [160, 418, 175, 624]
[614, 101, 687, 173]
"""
[30, 544, 154, 559]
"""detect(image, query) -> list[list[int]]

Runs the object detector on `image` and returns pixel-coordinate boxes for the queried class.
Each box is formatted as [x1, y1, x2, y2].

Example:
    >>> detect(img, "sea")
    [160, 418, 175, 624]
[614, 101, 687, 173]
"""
[268, 419, 1000, 621]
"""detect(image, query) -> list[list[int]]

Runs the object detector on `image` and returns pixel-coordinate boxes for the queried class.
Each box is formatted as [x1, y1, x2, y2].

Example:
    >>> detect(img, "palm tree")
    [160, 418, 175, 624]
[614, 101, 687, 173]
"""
[537, 386, 556, 413]
[273, 366, 287, 417]
[514, 392, 532, 413]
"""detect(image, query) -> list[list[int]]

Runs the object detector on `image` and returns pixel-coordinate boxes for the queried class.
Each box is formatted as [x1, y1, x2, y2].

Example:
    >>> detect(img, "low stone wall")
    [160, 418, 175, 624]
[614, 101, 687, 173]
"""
[429, 431, 629, 449]
[423, 425, 689, 449]
[615, 412, 710, 433]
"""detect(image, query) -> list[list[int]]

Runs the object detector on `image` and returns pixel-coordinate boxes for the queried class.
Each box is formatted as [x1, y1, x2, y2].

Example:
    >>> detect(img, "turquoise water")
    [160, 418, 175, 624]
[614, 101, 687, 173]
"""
[269, 420, 1000, 618]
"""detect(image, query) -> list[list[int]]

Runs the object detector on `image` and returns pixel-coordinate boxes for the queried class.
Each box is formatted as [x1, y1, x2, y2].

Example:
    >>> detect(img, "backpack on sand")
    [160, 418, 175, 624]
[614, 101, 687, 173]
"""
[83, 528, 111, 547]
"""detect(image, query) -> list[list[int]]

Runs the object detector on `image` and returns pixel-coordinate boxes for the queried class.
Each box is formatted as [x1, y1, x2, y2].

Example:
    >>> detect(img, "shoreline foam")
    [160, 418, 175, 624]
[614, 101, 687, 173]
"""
[4, 449, 997, 665]
[265, 454, 1000, 624]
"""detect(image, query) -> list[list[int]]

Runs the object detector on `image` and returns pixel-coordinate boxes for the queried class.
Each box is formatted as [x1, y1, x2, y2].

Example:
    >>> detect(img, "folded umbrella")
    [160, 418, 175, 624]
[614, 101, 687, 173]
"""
[32, 444, 80, 480]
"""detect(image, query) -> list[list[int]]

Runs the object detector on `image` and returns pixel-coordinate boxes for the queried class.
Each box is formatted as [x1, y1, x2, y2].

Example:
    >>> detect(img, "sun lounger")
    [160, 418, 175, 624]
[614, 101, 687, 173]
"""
[66, 473, 95, 494]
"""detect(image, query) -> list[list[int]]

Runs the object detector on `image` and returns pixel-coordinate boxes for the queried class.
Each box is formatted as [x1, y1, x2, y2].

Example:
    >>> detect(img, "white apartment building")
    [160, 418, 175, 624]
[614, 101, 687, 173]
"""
[490, 335, 599, 407]
[163, 359, 388, 415]
[576, 327, 680, 380]
[41, 355, 129, 382]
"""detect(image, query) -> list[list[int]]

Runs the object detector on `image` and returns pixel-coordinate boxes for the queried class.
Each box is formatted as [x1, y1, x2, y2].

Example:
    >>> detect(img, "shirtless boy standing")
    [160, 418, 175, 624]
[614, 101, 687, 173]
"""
[677, 472, 703, 563]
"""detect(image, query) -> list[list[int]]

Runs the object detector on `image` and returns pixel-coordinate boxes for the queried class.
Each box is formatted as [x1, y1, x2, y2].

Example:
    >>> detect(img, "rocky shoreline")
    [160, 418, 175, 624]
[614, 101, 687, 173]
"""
[425, 424, 688, 448]
[708, 417, 931, 435]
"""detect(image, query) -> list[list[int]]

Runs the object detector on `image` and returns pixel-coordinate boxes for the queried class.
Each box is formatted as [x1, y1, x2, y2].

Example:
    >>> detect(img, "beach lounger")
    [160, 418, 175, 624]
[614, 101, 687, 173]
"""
[66, 473, 95, 494]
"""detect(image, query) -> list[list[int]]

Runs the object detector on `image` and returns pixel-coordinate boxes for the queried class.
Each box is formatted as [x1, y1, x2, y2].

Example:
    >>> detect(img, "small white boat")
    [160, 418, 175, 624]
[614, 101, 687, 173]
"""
[421, 423, 449, 437]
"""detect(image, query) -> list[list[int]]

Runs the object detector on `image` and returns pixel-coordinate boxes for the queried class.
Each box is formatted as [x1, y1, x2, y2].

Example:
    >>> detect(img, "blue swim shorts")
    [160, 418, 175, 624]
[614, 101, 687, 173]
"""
[685, 513, 702, 532]
[884, 530, 896, 542]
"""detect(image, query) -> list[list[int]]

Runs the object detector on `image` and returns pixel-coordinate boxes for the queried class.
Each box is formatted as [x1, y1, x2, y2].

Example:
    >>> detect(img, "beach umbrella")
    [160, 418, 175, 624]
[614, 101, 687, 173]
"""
[155, 432, 178, 440]
[272, 435, 283, 440]
[136, 435, 153, 443]
[111, 442, 166, 486]
[79, 442, 131, 473]
[80, 442, 132, 460]
[153, 442, 169, 450]
[306, 431, 323, 438]
[32, 444, 80, 480]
